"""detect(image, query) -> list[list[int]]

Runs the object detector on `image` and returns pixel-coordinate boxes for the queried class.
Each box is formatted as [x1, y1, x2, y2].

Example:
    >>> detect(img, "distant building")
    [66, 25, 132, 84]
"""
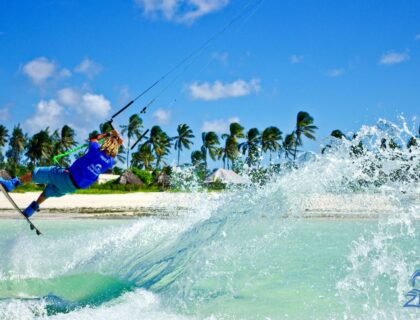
[98, 174, 120, 184]
[205, 169, 251, 185]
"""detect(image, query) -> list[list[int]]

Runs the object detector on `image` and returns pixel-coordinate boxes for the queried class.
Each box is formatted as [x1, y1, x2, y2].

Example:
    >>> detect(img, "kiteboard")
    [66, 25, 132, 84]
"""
[0, 184, 42, 235]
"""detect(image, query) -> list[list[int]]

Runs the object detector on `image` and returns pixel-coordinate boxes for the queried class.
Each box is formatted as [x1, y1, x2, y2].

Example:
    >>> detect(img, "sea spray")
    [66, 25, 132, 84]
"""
[159, 118, 419, 318]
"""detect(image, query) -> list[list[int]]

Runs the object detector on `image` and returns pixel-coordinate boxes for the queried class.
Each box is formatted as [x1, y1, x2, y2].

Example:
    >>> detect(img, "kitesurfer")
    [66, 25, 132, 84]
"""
[0, 130, 123, 217]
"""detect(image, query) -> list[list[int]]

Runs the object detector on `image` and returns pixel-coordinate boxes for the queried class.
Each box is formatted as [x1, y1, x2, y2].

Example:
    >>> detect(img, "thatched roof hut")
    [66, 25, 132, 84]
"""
[155, 172, 170, 188]
[117, 171, 144, 185]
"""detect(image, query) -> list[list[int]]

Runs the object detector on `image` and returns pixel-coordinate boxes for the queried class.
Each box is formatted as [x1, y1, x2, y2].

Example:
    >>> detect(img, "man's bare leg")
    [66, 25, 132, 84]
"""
[19, 172, 33, 184]
[36, 192, 47, 206]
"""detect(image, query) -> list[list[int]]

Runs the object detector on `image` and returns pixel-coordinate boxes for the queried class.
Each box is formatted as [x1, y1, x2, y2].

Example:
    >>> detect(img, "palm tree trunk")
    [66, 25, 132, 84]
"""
[126, 137, 130, 170]
[294, 132, 299, 160]
[177, 148, 180, 166]
[204, 149, 207, 172]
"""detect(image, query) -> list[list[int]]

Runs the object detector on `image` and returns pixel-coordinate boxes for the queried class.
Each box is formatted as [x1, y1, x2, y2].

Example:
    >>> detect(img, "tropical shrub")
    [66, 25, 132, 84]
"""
[131, 168, 154, 185]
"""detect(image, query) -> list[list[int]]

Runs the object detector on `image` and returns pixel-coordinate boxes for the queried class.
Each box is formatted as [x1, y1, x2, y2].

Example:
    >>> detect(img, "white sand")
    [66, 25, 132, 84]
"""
[0, 192, 217, 219]
[1, 192, 204, 209]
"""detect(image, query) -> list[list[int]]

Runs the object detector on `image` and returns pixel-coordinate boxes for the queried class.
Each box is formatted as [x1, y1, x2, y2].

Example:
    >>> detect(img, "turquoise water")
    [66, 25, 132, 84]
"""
[0, 217, 418, 319]
[0, 120, 419, 319]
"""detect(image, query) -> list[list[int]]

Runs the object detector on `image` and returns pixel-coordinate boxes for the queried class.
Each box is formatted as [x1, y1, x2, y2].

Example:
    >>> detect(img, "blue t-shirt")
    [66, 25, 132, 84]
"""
[69, 141, 114, 189]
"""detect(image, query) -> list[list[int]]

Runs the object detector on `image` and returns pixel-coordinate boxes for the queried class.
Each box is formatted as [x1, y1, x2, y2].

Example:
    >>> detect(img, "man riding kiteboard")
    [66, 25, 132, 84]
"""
[0, 130, 123, 217]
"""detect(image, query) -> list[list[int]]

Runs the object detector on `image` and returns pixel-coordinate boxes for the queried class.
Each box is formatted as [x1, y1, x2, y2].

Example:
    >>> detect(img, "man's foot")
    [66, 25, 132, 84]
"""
[0, 177, 22, 192]
[23, 201, 39, 218]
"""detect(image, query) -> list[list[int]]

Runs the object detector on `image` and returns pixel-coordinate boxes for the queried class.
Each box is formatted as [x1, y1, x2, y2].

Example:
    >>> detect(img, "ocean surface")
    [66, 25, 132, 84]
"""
[0, 120, 419, 319]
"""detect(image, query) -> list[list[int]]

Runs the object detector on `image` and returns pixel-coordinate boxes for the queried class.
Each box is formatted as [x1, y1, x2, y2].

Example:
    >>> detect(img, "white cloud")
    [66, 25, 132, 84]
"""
[58, 68, 72, 79]
[24, 99, 64, 134]
[201, 117, 239, 133]
[118, 85, 131, 105]
[81, 93, 111, 118]
[24, 87, 112, 137]
[22, 57, 72, 85]
[327, 68, 345, 77]
[379, 51, 410, 65]
[57, 87, 111, 119]
[290, 55, 304, 64]
[188, 78, 260, 101]
[75, 58, 102, 79]
[0, 106, 10, 121]
[57, 88, 80, 106]
[22, 57, 56, 85]
[211, 52, 229, 65]
[135, 0, 230, 24]
[152, 108, 171, 124]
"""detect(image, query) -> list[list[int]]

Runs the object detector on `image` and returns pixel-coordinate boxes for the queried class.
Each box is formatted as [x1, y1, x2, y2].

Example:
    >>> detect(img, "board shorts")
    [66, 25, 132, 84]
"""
[32, 166, 78, 198]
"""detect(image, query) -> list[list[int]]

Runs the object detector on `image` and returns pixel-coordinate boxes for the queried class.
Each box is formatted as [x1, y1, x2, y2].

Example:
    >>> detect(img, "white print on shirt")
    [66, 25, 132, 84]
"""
[100, 155, 111, 163]
[88, 163, 103, 175]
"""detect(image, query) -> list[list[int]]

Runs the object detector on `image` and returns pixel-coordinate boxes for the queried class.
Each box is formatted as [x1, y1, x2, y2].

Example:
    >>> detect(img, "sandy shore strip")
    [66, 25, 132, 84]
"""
[0, 192, 217, 219]
[0, 191, 408, 220]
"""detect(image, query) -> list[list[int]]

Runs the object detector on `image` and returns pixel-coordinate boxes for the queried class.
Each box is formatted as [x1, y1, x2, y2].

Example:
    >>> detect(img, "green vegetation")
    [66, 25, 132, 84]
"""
[120, 114, 143, 169]
[11, 181, 160, 194]
[2, 111, 417, 194]
[131, 168, 154, 186]
[0, 111, 319, 175]
[75, 182, 160, 194]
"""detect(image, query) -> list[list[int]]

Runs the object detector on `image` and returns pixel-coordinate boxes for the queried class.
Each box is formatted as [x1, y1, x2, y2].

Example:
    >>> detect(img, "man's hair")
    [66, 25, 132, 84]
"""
[101, 131, 123, 157]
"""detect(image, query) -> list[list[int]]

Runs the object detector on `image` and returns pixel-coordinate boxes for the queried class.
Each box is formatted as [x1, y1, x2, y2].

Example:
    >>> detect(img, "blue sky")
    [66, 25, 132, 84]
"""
[0, 0, 419, 165]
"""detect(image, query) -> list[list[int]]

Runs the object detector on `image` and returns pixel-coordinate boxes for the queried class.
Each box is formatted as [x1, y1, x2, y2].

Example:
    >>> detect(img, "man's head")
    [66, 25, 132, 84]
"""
[101, 130, 124, 157]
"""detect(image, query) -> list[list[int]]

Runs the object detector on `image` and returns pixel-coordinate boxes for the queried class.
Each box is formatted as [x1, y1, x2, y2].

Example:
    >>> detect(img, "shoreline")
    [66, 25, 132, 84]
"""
[0, 191, 407, 220]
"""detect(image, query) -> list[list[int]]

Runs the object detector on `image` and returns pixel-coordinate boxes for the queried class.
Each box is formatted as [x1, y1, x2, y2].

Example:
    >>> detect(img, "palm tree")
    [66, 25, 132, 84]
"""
[52, 125, 77, 166]
[0, 125, 9, 164]
[144, 126, 171, 169]
[132, 144, 155, 170]
[89, 130, 100, 139]
[407, 126, 419, 149]
[201, 131, 220, 171]
[116, 144, 127, 165]
[294, 111, 317, 160]
[283, 132, 296, 160]
[407, 137, 417, 149]
[100, 121, 114, 133]
[191, 150, 204, 166]
[6, 124, 26, 166]
[261, 126, 282, 163]
[322, 129, 347, 154]
[174, 124, 194, 166]
[330, 129, 346, 140]
[216, 146, 229, 169]
[26, 128, 53, 166]
[239, 128, 261, 167]
[120, 114, 143, 169]
[221, 122, 245, 168]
